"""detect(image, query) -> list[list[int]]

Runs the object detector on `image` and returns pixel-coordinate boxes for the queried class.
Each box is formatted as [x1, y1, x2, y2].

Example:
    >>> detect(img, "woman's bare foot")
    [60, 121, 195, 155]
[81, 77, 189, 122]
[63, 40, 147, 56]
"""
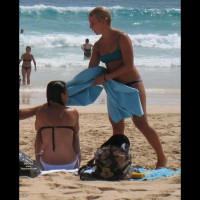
[156, 156, 167, 169]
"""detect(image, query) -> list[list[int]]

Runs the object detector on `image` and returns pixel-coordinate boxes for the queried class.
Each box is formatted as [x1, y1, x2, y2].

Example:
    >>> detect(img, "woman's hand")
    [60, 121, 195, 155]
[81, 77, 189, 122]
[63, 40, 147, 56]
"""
[92, 74, 106, 86]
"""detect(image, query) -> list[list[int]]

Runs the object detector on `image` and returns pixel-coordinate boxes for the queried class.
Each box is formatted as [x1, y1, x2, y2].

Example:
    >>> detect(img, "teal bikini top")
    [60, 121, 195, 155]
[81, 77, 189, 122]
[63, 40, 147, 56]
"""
[100, 49, 122, 64]
[23, 58, 32, 62]
[98, 33, 123, 64]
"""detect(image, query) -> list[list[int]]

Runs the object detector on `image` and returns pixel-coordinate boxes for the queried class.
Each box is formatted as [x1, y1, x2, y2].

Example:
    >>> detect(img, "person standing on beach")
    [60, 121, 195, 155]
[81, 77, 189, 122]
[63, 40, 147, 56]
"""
[19, 59, 22, 88]
[34, 80, 81, 170]
[19, 46, 37, 85]
[81, 38, 93, 59]
[87, 6, 167, 169]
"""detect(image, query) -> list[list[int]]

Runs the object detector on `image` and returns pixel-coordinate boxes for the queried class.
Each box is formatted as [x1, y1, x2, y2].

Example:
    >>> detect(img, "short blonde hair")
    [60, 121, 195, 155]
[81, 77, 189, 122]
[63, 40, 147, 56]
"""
[89, 6, 111, 25]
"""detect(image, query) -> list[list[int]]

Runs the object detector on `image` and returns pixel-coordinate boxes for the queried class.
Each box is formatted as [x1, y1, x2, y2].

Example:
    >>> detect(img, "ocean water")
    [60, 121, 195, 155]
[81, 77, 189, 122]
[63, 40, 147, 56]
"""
[19, 0, 180, 106]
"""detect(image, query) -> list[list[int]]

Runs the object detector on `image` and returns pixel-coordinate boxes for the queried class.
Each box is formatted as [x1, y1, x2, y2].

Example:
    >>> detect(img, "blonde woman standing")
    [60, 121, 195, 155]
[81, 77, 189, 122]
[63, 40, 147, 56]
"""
[87, 6, 167, 169]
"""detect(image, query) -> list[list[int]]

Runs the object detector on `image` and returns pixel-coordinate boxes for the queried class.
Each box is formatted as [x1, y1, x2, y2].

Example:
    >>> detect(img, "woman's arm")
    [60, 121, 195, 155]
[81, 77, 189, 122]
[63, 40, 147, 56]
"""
[81, 44, 85, 50]
[88, 42, 100, 68]
[73, 132, 81, 164]
[34, 131, 44, 169]
[72, 109, 80, 135]
[20, 54, 24, 63]
[19, 105, 42, 120]
[72, 109, 81, 165]
[32, 55, 37, 71]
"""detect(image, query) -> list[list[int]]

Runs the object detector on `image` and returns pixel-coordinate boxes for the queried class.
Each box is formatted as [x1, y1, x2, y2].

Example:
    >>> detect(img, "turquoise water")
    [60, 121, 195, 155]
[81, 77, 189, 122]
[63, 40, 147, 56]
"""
[19, 0, 180, 106]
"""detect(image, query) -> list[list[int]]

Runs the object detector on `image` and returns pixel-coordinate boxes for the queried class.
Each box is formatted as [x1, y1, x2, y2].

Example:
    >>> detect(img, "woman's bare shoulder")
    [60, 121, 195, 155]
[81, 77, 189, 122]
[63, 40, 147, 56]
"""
[63, 107, 79, 121]
[111, 29, 129, 41]
[118, 30, 129, 38]
[36, 104, 48, 113]
[92, 41, 101, 53]
[116, 31, 131, 46]
[94, 38, 101, 46]
[65, 106, 79, 114]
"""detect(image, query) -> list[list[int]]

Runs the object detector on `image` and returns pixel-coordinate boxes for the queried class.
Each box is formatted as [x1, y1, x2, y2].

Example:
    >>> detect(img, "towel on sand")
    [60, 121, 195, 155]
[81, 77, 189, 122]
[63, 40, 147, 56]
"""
[75, 167, 181, 181]
[67, 66, 144, 123]
[129, 167, 181, 181]
[40, 167, 181, 181]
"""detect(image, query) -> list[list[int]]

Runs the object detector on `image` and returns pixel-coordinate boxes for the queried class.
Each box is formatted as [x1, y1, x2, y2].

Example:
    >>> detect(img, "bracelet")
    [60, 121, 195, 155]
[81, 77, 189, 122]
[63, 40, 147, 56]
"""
[36, 151, 43, 156]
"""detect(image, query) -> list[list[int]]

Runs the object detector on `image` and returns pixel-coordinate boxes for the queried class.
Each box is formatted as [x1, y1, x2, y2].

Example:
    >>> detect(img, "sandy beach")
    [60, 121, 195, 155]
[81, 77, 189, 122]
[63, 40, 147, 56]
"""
[19, 104, 181, 200]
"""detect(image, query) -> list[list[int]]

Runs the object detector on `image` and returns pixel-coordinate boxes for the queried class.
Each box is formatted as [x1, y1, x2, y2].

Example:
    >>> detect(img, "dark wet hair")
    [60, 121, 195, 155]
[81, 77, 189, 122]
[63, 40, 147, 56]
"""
[85, 38, 89, 43]
[26, 46, 31, 51]
[46, 80, 67, 106]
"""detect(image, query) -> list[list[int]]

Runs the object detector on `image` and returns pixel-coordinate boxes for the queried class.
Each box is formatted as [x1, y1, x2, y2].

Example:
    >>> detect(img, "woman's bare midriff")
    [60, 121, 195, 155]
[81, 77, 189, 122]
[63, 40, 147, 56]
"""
[106, 61, 141, 84]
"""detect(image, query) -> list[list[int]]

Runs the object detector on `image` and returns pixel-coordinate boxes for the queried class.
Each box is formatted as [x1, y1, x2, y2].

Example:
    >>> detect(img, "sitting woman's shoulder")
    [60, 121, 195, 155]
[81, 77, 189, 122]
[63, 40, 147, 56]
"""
[65, 106, 79, 114]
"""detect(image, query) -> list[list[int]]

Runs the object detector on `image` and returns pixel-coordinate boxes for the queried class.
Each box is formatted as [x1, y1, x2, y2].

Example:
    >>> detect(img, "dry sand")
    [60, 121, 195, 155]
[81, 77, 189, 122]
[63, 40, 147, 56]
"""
[19, 104, 181, 200]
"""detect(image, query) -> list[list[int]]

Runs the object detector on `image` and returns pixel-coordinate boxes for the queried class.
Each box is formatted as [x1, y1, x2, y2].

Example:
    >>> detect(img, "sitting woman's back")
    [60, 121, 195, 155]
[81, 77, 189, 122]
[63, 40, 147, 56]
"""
[35, 80, 81, 170]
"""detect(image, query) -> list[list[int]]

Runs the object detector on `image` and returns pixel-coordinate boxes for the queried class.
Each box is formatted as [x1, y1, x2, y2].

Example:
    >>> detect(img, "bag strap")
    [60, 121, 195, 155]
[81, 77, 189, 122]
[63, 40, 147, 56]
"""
[78, 158, 95, 176]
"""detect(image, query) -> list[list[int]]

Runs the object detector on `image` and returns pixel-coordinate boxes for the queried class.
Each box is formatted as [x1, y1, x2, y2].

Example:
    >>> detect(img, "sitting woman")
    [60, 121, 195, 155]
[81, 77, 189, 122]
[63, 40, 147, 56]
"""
[34, 80, 81, 170]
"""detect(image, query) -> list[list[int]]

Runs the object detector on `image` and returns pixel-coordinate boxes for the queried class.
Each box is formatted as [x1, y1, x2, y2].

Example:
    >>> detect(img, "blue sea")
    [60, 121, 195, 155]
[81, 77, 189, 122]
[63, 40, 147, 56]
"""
[19, 0, 180, 106]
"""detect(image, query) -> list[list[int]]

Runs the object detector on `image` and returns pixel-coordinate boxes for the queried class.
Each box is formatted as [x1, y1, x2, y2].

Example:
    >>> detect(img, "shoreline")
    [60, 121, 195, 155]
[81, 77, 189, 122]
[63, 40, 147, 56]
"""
[19, 104, 180, 114]
[19, 90, 180, 114]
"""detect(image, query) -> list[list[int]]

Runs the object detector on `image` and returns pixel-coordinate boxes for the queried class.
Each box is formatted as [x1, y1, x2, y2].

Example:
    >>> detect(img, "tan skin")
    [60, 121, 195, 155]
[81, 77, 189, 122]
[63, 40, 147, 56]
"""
[88, 14, 167, 169]
[34, 88, 81, 170]
[19, 105, 43, 120]
[19, 47, 37, 85]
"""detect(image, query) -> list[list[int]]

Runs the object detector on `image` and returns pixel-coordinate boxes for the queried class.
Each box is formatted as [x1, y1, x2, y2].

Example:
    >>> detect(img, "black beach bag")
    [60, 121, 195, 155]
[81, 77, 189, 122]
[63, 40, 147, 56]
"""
[19, 151, 42, 178]
[78, 134, 132, 181]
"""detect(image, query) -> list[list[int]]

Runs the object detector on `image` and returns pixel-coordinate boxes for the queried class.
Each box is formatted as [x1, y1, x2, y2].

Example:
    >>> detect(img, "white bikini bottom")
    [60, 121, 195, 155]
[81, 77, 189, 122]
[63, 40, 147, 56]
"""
[40, 156, 79, 170]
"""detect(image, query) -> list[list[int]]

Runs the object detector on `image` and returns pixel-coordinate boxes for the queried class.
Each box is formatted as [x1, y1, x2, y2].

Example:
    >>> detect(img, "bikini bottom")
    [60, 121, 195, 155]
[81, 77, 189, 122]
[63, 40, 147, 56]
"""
[22, 66, 31, 71]
[125, 79, 142, 86]
[40, 155, 79, 170]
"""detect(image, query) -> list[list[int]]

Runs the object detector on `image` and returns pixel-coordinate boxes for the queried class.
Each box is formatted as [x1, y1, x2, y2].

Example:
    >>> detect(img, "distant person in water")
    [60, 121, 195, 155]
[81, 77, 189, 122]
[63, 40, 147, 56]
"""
[81, 38, 93, 59]
[19, 59, 21, 88]
[19, 46, 37, 85]
[20, 28, 24, 34]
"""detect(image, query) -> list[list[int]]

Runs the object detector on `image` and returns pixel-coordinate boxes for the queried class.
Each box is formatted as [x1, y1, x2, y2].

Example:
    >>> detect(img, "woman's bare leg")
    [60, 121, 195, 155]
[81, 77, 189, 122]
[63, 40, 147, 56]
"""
[132, 82, 167, 169]
[108, 82, 167, 168]
[109, 116, 125, 135]
[27, 68, 31, 85]
[21, 68, 26, 85]
[132, 115, 167, 169]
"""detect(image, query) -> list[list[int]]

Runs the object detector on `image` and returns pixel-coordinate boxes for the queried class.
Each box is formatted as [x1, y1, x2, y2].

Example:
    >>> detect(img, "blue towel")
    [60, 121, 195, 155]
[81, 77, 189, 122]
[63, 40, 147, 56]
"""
[66, 66, 144, 123]
[40, 167, 181, 181]
[130, 167, 181, 181]
[67, 66, 104, 106]
[81, 167, 181, 181]
[104, 80, 144, 123]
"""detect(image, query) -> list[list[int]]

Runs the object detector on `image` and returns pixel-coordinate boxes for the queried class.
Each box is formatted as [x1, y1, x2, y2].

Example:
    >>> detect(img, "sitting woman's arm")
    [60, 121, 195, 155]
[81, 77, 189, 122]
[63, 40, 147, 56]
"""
[19, 104, 44, 120]
[72, 109, 81, 167]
